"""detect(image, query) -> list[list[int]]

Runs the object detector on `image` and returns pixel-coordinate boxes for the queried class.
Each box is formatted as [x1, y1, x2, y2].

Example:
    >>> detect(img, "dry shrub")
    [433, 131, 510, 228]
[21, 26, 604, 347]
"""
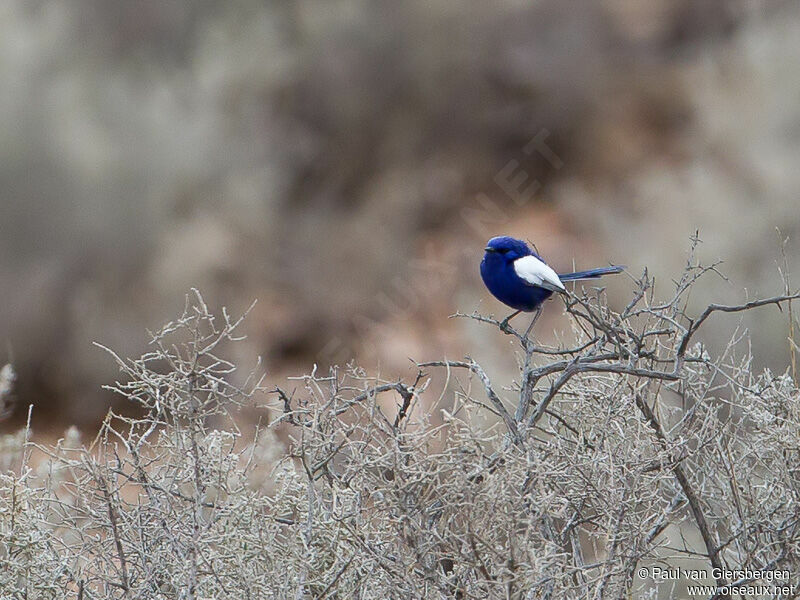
[1, 242, 800, 598]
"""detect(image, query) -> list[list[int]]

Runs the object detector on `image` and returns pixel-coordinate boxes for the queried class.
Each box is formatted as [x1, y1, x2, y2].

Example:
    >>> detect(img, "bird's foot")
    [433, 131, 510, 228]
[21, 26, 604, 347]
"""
[498, 310, 522, 335]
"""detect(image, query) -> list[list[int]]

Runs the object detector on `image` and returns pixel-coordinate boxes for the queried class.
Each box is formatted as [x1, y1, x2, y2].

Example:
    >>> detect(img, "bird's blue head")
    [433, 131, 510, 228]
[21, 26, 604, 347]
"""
[483, 236, 533, 262]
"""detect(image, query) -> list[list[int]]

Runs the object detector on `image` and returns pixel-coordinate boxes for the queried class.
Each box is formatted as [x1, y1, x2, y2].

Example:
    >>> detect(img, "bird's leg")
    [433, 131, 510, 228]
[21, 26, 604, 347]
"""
[523, 307, 542, 341]
[499, 310, 521, 334]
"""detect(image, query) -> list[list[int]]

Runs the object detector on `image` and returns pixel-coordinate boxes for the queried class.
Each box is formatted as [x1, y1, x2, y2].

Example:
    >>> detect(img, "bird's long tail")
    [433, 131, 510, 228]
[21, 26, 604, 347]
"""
[558, 265, 625, 281]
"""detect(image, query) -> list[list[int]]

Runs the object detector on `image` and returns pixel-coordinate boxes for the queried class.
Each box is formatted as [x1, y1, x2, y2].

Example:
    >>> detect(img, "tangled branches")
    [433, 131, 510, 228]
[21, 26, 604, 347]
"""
[1, 248, 799, 599]
[276, 242, 800, 598]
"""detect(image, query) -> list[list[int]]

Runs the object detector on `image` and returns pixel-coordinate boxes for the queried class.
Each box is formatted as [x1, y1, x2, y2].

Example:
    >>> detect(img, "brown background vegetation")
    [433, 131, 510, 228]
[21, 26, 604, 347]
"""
[1, 0, 798, 429]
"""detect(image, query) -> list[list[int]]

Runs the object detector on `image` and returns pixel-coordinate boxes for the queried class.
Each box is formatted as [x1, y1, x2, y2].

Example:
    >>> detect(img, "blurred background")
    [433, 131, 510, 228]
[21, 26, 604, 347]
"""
[1, 0, 799, 430]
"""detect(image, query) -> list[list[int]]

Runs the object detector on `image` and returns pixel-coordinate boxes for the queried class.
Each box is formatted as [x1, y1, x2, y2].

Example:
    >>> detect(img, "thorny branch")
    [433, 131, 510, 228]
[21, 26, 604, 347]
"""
[415, 241, 800, 597]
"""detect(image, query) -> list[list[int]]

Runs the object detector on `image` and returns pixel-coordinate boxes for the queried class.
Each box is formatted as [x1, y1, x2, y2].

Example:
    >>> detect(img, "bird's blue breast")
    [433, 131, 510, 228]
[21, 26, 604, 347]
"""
[480, 255, 553, 312]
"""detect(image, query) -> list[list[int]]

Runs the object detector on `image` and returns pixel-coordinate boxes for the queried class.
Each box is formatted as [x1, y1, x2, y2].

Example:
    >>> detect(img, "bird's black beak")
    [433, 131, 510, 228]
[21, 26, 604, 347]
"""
[484, 246, 496, 253]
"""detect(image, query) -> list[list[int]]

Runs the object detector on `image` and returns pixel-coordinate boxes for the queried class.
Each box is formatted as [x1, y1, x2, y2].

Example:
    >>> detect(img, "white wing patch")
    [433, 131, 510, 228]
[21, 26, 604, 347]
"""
[513, 255, 565, 292]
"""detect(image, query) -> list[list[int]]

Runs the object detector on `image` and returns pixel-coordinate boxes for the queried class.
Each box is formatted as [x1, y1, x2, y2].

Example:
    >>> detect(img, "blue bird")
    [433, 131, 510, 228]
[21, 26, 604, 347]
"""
[480, 235, 624, 332]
